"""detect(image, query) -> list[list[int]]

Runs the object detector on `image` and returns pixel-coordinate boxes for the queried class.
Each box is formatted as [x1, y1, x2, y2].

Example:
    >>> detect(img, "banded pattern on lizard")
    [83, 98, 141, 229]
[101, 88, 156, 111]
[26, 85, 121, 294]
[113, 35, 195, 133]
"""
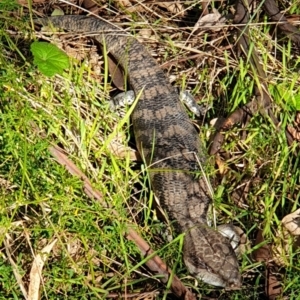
[35, 15, 241, 288]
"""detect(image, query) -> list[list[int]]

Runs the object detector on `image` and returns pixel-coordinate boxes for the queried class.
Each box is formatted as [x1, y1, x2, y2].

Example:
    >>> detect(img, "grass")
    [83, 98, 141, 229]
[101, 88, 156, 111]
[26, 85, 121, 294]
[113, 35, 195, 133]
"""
[0, 0, 300, 299]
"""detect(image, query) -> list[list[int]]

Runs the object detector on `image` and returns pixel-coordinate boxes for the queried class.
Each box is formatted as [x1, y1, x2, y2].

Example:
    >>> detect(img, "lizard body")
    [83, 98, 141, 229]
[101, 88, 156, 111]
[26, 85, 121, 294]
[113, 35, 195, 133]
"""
[36, 15, 241, 288]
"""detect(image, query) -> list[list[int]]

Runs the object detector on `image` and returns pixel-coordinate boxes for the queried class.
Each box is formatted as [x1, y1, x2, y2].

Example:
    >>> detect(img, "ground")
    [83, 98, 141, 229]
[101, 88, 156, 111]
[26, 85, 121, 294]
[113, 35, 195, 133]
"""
[0, 0, 299, 299]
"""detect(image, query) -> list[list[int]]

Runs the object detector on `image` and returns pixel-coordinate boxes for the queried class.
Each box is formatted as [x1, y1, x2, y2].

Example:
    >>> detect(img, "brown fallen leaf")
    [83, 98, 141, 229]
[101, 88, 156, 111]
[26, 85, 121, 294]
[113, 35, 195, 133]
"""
[253, 230, 272, 263]
[215, 154, 227, 175]
[108, 55, 126, 91]
[82, 0, 101, 14]
[253, 230, 282, 300]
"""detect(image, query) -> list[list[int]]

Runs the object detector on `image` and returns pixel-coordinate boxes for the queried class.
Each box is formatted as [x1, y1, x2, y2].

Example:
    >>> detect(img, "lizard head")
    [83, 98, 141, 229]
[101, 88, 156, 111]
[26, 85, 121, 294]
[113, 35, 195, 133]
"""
[183, 225, 242, 289]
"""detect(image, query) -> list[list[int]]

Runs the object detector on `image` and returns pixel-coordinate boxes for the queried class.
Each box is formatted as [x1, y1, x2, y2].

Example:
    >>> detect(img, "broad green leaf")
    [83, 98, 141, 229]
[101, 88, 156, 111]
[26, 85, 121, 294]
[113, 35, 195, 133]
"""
[31, 41, 69, 77]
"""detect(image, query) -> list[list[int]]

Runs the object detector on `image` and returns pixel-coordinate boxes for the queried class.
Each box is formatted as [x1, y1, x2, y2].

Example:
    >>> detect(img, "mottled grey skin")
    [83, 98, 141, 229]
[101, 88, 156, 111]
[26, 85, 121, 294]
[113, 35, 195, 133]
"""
[36, 15, 241, 288]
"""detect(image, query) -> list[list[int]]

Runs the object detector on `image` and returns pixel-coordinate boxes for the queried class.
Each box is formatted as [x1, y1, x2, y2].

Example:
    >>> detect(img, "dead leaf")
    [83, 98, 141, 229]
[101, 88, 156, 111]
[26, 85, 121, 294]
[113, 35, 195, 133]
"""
[157, 2, 185, 16]
[108, 55, 126, 91]
[108, 139, 140, 160]
[252, 230, 282, 299]
[138, 28, 152, 40]
[253, 230, 272, 263]
[28, 239, 58, 300]
[116, 0, 144, 13]
[193, 8, 227, 32]
[272, 209, 300, 267]
[117, 0, 132, 8]
[82, 0, 101, 14]
[215, 154, 227, 175]
[287, 112, 300, 142]
[282, 208, 300, 235]
[266, 265, 282, 300]
[116, 0, 185, 15]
